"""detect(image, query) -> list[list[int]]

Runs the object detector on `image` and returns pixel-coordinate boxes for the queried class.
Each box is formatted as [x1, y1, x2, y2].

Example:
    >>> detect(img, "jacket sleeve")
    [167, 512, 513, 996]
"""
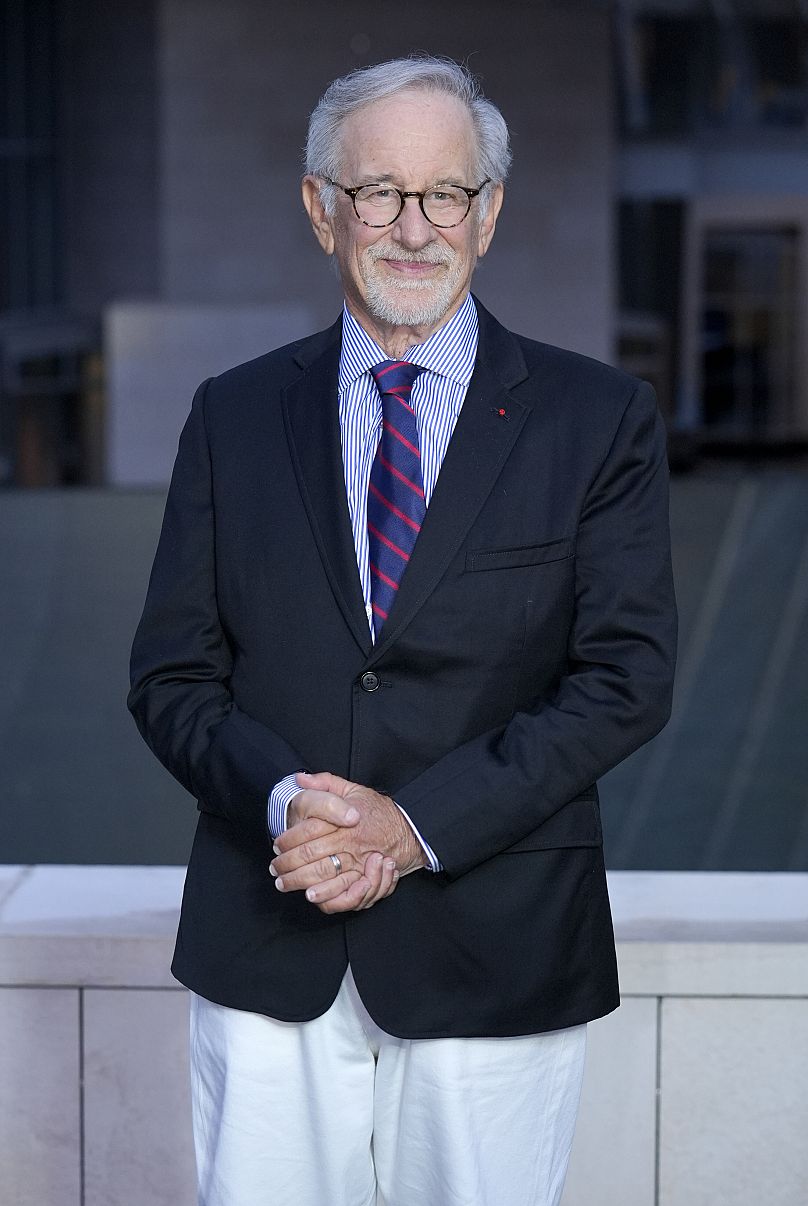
[395, 381, 678, 877]
[127, 379, 306, 839]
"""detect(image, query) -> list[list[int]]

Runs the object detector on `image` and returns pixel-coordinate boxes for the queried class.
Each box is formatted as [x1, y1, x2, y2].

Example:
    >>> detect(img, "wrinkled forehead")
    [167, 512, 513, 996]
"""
[336, 90, 478, 185]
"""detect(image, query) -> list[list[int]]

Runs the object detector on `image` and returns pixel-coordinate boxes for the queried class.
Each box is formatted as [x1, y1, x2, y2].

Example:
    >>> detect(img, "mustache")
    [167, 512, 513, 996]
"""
[365, 243, 454, 267]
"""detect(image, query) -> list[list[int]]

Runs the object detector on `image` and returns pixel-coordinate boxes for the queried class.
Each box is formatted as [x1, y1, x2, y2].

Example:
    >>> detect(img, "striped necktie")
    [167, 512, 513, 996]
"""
[367, 359, 426, 636]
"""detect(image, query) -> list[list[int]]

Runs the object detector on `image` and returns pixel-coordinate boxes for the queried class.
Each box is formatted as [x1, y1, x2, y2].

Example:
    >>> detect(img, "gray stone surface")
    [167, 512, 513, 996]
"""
[2, 867, 805, 994]
[0, 987, 81, 1206]
[659, 998, 808, 1206]
[562, 998, 658, 1206]
[0, 868, 806, 1206]
[83, 988, 195, 1206]
[0, 866, 183, 987]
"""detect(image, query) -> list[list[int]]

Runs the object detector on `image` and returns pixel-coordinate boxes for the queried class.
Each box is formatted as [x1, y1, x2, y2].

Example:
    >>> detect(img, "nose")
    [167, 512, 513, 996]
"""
[391, 195, 435, 249]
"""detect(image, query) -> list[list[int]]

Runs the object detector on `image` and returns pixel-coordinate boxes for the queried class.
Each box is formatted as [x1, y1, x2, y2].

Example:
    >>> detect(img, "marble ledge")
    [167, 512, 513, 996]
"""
[0, 866, 805, 994]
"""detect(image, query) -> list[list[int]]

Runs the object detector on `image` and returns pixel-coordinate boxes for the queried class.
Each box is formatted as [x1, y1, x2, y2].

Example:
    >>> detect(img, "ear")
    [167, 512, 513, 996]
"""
[477, 183, 504, 259]
[302, 176, 336, 256]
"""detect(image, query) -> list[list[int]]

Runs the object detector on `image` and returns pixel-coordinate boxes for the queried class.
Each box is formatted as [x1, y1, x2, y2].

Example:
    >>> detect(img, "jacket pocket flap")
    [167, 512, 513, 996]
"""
[503, 793, 602, 852]
[466, 538, 573, 572]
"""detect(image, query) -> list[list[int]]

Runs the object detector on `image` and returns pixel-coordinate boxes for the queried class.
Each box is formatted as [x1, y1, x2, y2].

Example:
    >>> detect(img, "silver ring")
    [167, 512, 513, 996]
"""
[329, 853, 342, 877]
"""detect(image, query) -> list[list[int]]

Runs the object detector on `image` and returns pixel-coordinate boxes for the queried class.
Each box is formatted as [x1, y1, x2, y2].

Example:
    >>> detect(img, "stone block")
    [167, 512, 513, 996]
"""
[0, 987, 80, 1206]
[659, 997, 808, 1206]
[0, 865, 183, 987]
[562, 997, 658, 1206]
[83, 988, 196, 1206]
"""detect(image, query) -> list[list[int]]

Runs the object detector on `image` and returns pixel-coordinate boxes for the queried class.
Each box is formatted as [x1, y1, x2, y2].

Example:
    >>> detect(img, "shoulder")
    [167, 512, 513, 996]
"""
[474, 297, 649, 412]
[514, 337, 659, 437]
[517, 334, 642, 398]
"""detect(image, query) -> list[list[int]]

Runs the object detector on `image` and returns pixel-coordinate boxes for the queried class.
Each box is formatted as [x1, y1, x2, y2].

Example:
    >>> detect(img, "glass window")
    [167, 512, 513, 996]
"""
[617, 199, 685, 421]
[0, 0, 58, 310]
[617, 10, 808, 136]
[701, 228, 798, 437]
[749, 17, 808, 128]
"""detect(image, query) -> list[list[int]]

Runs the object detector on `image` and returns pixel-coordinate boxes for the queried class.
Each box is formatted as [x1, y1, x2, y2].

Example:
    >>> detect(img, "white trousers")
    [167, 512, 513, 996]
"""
[190, 970, 586, 1206]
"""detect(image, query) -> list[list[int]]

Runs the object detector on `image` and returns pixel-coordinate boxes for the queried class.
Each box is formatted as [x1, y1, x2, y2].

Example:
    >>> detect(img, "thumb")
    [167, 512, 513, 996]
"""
[296, 771, 360, 823]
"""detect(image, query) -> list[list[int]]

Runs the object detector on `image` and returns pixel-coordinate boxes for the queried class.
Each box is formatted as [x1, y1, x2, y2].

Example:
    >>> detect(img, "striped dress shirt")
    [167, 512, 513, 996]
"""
[268, 293, 480, 872]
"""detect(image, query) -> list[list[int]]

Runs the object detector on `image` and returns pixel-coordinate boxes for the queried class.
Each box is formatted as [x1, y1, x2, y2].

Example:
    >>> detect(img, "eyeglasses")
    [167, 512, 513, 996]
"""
[324, 178, 491, 229]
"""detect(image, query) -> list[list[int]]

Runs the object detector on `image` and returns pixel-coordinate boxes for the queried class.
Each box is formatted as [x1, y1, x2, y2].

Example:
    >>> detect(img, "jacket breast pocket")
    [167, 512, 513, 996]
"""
[465, 537, 573, 573]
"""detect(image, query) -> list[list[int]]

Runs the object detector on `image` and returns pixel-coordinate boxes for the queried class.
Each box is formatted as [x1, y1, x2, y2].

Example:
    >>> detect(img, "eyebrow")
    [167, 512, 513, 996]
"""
[355, 174, 468, 188]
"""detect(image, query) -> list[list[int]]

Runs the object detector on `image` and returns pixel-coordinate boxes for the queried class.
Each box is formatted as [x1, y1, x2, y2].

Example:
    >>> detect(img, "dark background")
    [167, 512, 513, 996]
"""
[2, 0, 807, 869]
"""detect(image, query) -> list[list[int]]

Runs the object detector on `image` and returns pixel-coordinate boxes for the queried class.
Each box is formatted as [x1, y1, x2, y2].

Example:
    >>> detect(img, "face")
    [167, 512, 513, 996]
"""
[303, 90, 503, 341]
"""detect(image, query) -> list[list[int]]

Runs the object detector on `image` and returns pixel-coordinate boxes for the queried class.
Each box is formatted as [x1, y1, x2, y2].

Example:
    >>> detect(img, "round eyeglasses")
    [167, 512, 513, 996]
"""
[325, 178, 491, 229]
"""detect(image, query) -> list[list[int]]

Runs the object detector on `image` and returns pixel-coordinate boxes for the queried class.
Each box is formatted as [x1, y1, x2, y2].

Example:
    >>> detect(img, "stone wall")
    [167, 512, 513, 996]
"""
[2, 868, 806, 1206]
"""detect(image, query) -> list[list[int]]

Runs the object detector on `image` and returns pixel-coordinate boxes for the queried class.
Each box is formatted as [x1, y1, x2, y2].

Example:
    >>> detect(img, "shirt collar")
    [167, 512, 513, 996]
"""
[339, 293, 478, 393]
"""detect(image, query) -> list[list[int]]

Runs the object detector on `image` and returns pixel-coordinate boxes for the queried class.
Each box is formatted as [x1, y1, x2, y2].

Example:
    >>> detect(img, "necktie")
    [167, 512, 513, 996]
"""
[367, 359, 426, 636]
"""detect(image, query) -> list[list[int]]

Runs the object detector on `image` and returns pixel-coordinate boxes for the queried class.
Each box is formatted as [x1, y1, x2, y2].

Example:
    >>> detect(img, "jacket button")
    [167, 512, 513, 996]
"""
[360, 671, 380, 692]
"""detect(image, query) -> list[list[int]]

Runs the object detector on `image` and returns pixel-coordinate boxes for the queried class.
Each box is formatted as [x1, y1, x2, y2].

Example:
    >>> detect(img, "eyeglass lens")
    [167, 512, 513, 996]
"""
[354, 185, 471, 227]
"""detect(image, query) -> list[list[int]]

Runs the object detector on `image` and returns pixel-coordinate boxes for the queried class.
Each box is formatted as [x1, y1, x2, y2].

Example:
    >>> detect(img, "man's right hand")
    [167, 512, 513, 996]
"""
[286, 782, 360, 837]
[278, 778, 397, 912]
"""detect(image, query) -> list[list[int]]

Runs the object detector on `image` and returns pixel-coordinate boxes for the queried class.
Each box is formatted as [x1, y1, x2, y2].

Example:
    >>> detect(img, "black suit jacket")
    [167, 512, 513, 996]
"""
[129, 298, 677, 1038]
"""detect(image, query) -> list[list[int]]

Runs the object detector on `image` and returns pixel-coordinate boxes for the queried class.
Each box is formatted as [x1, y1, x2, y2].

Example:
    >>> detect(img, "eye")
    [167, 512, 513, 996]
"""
[363, 186, 397, 202]
[425, 188, 463, 208]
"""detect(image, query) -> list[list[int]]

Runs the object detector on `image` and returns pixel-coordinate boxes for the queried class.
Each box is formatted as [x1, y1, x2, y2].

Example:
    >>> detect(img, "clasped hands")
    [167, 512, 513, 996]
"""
[269, 771, 427, 914]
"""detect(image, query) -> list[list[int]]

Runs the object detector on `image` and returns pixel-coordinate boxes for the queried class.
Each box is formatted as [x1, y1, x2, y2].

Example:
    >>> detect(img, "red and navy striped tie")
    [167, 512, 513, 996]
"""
[367, 359, 426, 636]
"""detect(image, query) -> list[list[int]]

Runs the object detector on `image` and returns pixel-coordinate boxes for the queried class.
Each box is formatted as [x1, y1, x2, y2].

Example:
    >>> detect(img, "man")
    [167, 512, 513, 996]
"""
[129, 56, 676, 1206]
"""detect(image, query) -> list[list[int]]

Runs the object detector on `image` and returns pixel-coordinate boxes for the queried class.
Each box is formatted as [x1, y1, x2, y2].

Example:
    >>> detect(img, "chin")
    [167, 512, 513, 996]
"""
[365, 279, 457, 329]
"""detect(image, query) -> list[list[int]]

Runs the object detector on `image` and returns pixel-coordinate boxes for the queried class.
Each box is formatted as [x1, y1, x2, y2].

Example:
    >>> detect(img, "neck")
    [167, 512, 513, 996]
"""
[345, 295, 467, 360]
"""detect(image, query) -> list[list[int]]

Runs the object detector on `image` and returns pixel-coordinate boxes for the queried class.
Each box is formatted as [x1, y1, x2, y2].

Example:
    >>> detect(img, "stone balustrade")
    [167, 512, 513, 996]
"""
[1, 867, 806, 1206]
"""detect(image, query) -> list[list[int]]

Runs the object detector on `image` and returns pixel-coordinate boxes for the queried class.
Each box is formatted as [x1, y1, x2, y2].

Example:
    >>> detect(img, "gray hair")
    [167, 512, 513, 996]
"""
[305, 56, 511, 218]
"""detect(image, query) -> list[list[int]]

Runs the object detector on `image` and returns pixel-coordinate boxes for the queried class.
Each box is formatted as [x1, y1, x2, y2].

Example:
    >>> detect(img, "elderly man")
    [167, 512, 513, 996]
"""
[129, 55, 676, 1206]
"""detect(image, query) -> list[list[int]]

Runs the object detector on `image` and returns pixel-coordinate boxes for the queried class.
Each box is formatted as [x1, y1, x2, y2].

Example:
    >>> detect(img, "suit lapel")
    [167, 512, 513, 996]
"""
[369, 300, 531, 663]
[281, 302, 534, 663]
[282, 320, 372, 656]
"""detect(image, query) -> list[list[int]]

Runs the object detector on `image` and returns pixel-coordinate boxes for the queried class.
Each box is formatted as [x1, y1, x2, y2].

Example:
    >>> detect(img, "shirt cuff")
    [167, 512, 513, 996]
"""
[395, 803, 442, 872]
[267, 773, 304, 838]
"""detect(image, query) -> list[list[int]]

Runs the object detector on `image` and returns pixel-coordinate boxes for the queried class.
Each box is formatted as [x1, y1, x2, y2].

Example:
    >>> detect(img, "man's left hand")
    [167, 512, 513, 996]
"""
[270, 771, 427, 912]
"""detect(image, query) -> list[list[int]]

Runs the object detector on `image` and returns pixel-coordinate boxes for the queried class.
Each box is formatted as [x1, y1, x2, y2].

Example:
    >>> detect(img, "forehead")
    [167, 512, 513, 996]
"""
[338, 90, 477, 183]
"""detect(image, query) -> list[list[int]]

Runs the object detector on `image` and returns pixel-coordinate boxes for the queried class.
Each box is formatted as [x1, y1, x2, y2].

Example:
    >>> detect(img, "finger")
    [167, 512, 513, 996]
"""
[297, 770, 357, 802]
[315, 874, 381, 914]
[272, 834, 355, 876]
[272, 816, 337, 854]
[304, 868, 364, 904]
[317, 856, 399, 914]
[352, 852, 384, 908]
[288, 783, 360, 829]
[273, 853, 357, 894]
[357, 857, 398, 910]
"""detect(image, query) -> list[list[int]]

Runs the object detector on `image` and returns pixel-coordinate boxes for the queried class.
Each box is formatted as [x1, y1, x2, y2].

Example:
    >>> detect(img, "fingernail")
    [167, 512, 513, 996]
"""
[299, 771, 312, 778]
[275, 877, 285, 892]
[345, 807, 360, 823]
[306, 888, 317, 902]
[385, 859, 395, 872]
[269, 864, 278, 877]
[272, 844, 280, 855]
[392, 871, 400, 881]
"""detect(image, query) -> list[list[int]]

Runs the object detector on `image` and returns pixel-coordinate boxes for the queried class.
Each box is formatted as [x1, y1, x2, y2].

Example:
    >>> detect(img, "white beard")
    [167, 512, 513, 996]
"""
[361, 242, 472, 328]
